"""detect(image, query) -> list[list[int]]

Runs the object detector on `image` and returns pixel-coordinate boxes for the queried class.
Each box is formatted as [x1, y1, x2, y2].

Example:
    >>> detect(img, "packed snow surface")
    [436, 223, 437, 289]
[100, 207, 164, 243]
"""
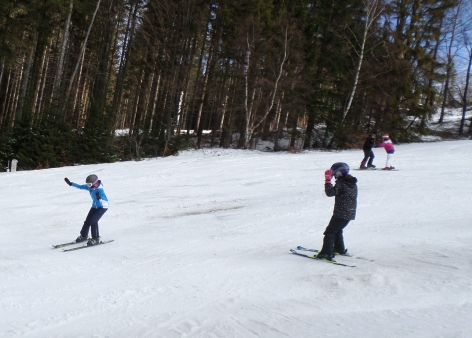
[1, 140, 472, 337]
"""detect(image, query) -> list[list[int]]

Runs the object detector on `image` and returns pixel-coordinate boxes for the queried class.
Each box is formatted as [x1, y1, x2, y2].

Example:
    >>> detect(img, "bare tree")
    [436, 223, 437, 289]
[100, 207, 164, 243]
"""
[243, 24, 288, 149]
[61, 0, 101, 115]
[439, 0, 463, 123]
[459, 4, 472, 135]
[341, 0, 383, 125]
[51, 0, 73, 106]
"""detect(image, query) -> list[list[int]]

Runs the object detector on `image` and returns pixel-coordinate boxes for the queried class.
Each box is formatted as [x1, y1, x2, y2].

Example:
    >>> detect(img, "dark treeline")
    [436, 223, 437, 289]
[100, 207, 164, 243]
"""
[0, 0, 470, 170]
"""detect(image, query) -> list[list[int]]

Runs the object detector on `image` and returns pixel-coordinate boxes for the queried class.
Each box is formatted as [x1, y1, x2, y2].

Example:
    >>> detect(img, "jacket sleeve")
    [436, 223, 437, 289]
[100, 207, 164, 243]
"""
[71, 182, 90, 191]
[325, 182, 343, 197]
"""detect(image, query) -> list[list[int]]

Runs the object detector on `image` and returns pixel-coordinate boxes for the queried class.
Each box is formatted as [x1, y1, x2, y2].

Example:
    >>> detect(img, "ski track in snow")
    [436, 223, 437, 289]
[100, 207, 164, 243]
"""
[1, 141, 472, 337]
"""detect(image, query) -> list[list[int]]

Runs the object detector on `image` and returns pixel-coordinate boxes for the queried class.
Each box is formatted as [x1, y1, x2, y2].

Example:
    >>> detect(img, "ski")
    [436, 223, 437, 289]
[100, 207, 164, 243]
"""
[296, 246, 374, 262]
[290, 249, 356, 267]
[62, 240, 114, 252]
[354, 168, 399, 171]
[52, 241, 82, 249]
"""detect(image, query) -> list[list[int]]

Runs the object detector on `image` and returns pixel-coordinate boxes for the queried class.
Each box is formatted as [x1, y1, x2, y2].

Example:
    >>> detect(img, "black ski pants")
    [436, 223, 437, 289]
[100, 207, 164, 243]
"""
[320, 216, 350, 256]
[80, 208, 107, 239]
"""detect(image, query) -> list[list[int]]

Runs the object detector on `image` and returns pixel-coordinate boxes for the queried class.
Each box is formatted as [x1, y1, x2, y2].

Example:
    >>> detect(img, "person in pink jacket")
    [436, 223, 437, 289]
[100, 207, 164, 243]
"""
[377, 135, 395, 170]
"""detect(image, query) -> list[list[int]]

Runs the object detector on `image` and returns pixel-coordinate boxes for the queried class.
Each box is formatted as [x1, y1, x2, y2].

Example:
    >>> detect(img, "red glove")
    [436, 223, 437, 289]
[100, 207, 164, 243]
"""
[324, 169, 333, 184]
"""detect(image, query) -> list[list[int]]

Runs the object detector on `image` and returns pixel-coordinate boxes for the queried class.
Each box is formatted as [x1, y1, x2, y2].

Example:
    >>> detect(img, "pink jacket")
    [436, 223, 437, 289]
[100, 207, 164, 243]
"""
[378, 140, 395, 153]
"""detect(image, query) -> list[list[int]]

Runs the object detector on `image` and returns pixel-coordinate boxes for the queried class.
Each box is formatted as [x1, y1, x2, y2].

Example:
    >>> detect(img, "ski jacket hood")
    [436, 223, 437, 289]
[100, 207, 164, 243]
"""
[340, 174, 357, 185]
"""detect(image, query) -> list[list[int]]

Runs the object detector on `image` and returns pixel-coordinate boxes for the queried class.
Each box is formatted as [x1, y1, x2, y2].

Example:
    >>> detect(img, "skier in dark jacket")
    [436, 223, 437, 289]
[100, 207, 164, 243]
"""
[317, 162, 358, 261]
[360, 133, 376, 169]
[64, 174, 109, 246]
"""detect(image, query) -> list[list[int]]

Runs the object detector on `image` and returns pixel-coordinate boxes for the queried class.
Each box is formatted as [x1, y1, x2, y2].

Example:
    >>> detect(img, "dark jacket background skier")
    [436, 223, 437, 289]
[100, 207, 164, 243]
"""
[360, 134, 376, 168]
[317, 162, 358, 261]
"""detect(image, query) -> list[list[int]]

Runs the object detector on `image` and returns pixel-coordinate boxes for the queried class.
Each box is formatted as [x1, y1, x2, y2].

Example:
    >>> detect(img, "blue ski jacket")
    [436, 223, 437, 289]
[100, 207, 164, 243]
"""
[71, 181, 109, 209]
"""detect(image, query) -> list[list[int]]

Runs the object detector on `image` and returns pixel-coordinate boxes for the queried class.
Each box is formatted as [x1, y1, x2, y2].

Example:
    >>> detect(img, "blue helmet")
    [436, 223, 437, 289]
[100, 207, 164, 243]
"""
[331, 162, 350, 178]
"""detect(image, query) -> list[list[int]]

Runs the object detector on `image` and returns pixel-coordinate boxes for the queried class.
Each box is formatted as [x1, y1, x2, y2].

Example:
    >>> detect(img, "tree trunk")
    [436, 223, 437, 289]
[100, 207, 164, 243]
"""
[35, 46, 50, 120]
[186, 24, 208, 138]
[244, 27, 288, 149]
[459, 48, 471, 134]
[112, 0, 138, 119]
[16, 29, 38, 121]
[31, 43, 49, 120]
[439, 0, 462, 123]
[0, 58, 5, 94]
[52, 0, 73, 107]
[61, 0, 101, 115]
[341, 0, 382, 125]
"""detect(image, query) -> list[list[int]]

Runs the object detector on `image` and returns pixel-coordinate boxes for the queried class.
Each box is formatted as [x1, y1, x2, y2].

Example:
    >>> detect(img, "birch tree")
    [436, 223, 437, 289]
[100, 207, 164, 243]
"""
[458, 5, 472, 135]
[459, 48, 472, 134]
[439, 0, 462, 123]
[244, 26, 288, 149]
[341, 0, 383, 125]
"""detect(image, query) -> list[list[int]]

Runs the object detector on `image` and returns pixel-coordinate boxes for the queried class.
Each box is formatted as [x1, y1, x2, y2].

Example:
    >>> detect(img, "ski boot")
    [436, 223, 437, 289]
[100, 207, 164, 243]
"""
[87, 237, 101, 246]
[75, 235, 88, 243]
[316, 253, 336, 261]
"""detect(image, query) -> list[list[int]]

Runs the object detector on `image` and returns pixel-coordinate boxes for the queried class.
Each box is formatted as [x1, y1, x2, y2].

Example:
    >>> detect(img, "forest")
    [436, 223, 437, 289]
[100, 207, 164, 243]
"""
[0, 0, 471, 170]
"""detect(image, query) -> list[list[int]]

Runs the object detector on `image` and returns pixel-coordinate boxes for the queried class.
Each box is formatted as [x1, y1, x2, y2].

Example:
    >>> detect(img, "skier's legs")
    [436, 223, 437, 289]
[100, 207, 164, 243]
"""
[386, 153, 394, 167]
[320, 216, 350, 256]
[80, 208, 95, 238]
[333, 227, 349, 253]
[362, 149, 370, 165]
[88, 208, 107, 238]
[366, 149, 375, 166]
[80, 208, 107, 238]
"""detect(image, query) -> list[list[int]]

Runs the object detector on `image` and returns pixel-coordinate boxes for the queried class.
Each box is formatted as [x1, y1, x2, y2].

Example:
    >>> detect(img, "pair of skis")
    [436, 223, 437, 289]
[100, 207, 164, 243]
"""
[291, 246, 373, 267]
[52, 240, 114, 252]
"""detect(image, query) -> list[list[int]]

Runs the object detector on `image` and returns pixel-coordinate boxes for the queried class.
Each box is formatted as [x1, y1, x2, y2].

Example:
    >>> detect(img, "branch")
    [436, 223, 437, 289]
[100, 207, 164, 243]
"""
[251, 26, 289, 133]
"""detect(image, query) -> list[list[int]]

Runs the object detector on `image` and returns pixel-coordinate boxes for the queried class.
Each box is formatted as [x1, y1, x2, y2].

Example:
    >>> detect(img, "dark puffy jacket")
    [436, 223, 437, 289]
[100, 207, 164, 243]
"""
[363, 135, 375, 151]
[325, 175, 358, 220]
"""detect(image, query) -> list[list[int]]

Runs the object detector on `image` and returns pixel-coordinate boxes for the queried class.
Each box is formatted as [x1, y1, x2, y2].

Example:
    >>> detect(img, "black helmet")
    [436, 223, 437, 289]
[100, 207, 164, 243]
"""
[330, 162, 350, 178]
[86, 174, 98, 187]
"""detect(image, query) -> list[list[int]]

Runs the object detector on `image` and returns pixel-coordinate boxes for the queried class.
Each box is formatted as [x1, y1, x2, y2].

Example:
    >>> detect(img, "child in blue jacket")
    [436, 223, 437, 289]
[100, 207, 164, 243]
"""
[64, 174, 109, 246]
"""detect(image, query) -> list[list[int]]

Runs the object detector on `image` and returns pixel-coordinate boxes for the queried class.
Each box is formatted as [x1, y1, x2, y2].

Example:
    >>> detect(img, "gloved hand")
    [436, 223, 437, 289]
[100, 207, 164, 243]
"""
[95, 192, 101, 200]
[324, 169, 333, 184]
[64, 178, 72, 186]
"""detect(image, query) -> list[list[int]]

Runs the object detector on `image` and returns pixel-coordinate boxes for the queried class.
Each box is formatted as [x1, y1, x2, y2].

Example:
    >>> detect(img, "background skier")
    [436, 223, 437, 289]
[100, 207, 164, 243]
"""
[377, 135, 395, 170]
[360, 133, 376, 169]
[64, 174, 109, 246]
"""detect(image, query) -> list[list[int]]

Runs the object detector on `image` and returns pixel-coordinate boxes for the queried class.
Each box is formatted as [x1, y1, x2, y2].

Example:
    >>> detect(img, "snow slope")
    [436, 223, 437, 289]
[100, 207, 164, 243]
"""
[1, 140, 472, 338]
